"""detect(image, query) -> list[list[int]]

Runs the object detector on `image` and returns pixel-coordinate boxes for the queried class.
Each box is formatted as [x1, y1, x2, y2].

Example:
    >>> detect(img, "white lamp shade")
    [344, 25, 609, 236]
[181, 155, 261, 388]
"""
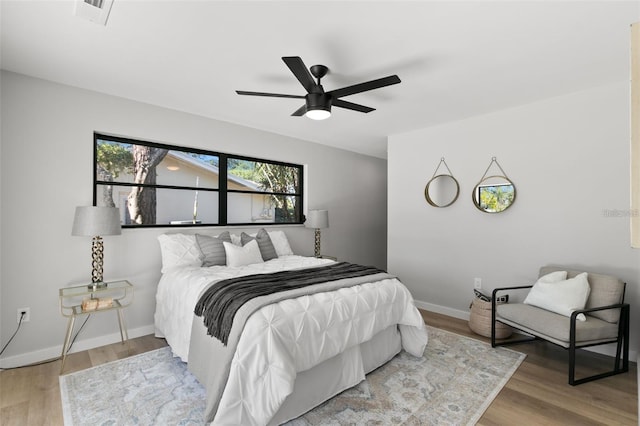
[305, 209, 329, 229]
[72, 206, 122, 236]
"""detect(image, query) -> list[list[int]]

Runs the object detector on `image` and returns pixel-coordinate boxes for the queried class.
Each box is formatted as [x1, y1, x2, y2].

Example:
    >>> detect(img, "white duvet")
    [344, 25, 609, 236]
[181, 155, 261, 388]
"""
[155, 255, 337, 362]
[154, 255, 429, 425]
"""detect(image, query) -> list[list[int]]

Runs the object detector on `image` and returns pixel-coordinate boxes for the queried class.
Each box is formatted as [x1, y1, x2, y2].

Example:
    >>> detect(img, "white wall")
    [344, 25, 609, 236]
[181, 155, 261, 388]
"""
[0, 71, 387, 365]
[389, 82, 640, 358]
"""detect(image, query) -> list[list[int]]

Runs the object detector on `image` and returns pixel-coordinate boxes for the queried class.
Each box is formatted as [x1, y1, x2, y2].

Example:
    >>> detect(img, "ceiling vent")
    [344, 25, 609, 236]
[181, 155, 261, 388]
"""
[74, 0, 114, 26]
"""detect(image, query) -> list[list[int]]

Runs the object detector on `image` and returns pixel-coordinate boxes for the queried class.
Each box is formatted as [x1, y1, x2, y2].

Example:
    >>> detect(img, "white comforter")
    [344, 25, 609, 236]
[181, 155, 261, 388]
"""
[155, 255, 336, 361]
[154, 255, 429, 425]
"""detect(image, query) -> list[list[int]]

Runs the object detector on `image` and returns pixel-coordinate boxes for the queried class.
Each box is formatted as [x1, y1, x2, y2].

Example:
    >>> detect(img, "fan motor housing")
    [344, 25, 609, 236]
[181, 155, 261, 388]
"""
[306, 93, 332, 111]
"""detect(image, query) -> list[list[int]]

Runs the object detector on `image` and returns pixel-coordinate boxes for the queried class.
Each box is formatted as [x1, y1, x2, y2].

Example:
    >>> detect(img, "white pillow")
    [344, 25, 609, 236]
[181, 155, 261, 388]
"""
[223, 240, 264, 267]
[267, 230, 294, 256]
[536, 270, 568, 284]
[157, 234, 203, 273]
[524, 272, 590, 321]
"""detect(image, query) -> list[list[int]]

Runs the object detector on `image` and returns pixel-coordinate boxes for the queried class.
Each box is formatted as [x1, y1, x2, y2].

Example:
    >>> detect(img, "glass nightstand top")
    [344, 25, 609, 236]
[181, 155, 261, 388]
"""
[59, 280, 132, 298]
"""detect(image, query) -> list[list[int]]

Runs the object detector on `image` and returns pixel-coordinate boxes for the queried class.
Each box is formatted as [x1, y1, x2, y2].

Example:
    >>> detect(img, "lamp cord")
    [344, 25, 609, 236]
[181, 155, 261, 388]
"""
[0, 312, 25, 356]
[0, 315, 91, 371]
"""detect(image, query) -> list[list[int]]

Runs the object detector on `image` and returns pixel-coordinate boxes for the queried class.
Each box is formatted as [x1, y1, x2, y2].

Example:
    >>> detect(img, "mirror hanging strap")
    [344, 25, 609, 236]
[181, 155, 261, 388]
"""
[479, 156, 510, 181]
[431, 157, 454, 179]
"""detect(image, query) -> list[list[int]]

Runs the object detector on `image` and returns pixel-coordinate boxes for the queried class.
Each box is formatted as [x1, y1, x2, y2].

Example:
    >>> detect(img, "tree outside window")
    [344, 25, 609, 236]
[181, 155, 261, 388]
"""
[94, 134, 303, 227]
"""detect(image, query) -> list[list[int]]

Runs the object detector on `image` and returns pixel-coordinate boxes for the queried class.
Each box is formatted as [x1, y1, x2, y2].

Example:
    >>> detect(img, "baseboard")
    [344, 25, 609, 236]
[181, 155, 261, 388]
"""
[415, 299, 638, 361]
[414, 300, 471, 321]
[0, 324, 155, 369]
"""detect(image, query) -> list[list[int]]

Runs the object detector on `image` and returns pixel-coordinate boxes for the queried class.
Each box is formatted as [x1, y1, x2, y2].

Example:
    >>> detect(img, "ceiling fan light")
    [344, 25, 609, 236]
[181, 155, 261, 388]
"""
[306, 108, 331, 120]
[305, 93, 331, 120]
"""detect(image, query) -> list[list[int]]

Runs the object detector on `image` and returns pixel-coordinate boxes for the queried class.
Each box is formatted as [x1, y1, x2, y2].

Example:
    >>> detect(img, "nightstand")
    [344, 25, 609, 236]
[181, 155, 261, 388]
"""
[59, 280, 134, 374]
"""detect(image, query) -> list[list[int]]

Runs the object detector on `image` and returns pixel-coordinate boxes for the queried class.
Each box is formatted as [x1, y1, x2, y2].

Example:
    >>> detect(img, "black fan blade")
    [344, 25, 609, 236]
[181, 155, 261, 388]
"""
[236, 90, 305, 99]
[333, 99, 375, 113]
[327, 75, 401, 99]
[291, 105, 307, 116]
[282, 56, 316, 93]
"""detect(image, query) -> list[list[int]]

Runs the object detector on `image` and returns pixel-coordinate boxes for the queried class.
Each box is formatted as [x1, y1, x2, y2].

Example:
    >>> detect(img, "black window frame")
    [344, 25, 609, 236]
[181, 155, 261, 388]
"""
[93, 132, 304, 228]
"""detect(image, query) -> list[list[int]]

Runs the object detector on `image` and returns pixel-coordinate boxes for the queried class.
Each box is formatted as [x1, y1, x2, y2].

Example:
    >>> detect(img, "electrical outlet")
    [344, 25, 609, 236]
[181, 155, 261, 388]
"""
[496, 294, 509, 303]
[474, 277, 482, 289]
[17, 307, 30, 323]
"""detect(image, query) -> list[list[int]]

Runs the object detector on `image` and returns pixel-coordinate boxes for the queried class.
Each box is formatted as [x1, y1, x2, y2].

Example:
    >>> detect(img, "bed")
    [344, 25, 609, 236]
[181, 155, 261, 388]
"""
[154, 230, 428, 425]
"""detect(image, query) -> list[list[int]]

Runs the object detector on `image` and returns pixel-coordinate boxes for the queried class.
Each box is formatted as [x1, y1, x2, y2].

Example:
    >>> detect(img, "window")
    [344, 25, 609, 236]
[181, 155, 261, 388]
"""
[94, 133, 304, 227]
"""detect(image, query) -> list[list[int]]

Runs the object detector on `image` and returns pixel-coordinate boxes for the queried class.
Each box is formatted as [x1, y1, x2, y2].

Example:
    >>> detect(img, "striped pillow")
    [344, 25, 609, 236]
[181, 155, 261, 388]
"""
[241, 228, 278, 261]
[196, 231, 232, 266]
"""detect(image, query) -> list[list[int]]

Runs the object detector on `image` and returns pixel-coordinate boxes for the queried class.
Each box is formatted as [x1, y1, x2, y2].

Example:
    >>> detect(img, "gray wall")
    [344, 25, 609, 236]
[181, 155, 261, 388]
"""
[0, 71, 387, 365]
[388, 82, 640, 359]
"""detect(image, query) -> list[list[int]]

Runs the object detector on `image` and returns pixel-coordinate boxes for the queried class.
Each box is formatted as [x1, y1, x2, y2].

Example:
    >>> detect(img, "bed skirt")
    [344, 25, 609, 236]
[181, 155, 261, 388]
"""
[269, 324, 402, 425]
[189, 323, 402, 425]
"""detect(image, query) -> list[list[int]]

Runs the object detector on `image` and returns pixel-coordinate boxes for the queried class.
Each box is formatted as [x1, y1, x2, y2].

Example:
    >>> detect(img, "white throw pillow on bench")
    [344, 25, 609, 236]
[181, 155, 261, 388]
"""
[524, 271, 590, 321]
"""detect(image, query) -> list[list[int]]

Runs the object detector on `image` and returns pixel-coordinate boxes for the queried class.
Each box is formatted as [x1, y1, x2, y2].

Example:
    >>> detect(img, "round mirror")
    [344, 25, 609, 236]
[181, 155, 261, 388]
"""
[425, 174, 460, 208]
[472, 175, 516, 213]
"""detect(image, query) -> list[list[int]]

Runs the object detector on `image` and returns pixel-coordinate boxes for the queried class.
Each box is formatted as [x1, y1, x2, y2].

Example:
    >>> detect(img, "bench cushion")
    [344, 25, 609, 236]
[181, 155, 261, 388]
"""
[496, 303, 620, 349]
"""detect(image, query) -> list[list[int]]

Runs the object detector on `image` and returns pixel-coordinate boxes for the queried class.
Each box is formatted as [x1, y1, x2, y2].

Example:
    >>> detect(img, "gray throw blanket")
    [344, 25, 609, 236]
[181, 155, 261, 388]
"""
[194, 262, 384, 345]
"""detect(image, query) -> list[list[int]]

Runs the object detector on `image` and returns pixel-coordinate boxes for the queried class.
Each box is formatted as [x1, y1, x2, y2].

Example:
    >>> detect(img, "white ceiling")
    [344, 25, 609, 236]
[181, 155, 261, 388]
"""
[2, 1, 639, 158]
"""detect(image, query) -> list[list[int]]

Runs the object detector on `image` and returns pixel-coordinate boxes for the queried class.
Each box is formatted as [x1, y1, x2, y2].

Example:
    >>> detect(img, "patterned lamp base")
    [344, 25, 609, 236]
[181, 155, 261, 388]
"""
[90, 236, 107, 288]
[314, 228, 322, 258]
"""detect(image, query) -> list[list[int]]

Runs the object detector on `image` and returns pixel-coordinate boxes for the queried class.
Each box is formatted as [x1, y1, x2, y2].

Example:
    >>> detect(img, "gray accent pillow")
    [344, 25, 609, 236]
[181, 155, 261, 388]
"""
[196, 232, 232, 266]
[241, 228, 278, 261]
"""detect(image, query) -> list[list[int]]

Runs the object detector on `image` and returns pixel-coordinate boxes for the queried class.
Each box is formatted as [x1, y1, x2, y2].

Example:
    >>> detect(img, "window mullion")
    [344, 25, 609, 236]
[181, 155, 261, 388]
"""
[219, 155, 228, 225]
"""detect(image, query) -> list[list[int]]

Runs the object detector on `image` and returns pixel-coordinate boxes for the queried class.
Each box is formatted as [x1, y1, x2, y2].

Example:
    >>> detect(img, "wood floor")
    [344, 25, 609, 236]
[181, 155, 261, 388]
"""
[0, 310, 636, 425]
[423, 311, 638, 425]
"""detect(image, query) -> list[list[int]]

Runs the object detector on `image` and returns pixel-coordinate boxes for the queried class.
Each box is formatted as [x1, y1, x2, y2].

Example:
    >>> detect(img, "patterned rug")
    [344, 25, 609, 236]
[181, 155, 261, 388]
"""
[59, 327, 525, 425]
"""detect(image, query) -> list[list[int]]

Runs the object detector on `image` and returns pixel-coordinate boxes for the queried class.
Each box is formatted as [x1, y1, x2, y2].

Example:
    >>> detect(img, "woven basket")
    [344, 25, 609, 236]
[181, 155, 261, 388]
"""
[468, 298, 512, 339]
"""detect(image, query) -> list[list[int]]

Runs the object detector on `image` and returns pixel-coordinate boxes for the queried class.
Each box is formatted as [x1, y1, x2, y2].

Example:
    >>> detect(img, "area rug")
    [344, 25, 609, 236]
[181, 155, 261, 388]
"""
[60, 326, 525, 425]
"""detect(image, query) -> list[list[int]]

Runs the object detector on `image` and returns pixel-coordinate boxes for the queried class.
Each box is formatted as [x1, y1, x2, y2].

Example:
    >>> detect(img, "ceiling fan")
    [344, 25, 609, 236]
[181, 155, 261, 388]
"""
[236, 56, 401, 120]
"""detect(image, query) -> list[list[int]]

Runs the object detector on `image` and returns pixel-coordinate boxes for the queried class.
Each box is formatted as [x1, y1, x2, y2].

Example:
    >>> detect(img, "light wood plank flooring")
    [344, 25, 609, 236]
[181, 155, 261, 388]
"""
[1, 311, 636, 425]
[423, 311, 638, 425]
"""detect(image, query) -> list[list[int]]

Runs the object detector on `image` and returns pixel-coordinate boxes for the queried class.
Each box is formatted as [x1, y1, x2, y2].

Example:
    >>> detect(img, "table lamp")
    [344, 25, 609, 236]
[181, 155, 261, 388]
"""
[305, 209, 329, 258]
[72, 206, 121, 288]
